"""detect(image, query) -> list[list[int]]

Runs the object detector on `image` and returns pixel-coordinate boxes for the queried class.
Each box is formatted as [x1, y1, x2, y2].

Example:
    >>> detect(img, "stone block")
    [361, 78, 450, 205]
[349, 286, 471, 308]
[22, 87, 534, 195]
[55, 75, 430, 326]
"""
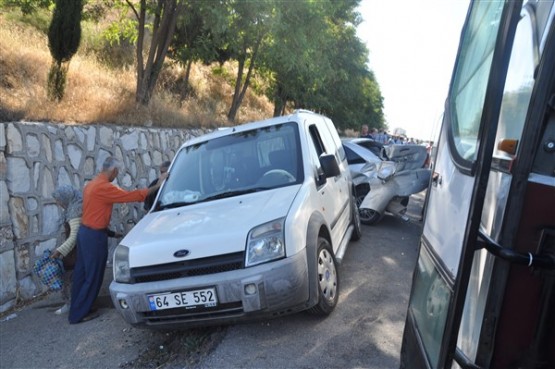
[0, 123, 5, 149]
[6, 157, 30, 192]
[64, 126, 75, 141]
[0, 225, 14, 250]
[6, 123, 22, 153]
[54, 139, 64, 161]
[9, 197, 28, 238]
[67, 144, 82, 170]
[74, 126, 85, 144]
[36, 238, 57, 256]
[0, 152, 6, 179]
[15, 244, 30, 273]
[41, 167, 54, 197]
[41, 204, 59, 235]
[18, 275, 38, 300]
[0, 180, 9, 223]
[100, 126, 114, 147]
[26, 133, 40, 157]
[33, 161, 40, 190]
[56, 166, 72, 187]
[84, 157, 94, 176]
[152, 150, 162, 166]
[96, 149, 112, 173]
[121, 130, 139, 151]
[42, 133, 52, 162]
[0, 250, 17, 303]
[86, 126, 96, 151]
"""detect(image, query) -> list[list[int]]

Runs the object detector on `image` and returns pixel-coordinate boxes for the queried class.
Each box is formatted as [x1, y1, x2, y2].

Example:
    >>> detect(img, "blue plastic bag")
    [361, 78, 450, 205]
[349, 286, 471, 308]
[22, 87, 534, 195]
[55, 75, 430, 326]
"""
[33, 250, 64, 291]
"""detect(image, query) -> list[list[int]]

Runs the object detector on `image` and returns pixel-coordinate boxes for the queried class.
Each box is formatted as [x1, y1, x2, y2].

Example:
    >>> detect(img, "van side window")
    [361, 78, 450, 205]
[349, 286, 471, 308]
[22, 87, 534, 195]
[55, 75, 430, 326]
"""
[309, 125, 326, 156]
[308, 125, 327, 186]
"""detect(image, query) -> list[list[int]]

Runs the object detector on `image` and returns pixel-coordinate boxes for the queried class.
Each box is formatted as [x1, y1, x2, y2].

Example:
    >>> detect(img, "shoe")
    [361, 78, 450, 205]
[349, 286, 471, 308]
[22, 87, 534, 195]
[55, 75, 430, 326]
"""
[54, 304, 69, 315]
[81, 311, 100, 322]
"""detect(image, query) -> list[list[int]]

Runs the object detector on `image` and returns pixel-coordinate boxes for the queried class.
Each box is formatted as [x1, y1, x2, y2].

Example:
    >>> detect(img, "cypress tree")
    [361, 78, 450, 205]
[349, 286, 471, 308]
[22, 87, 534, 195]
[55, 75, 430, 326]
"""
[47, 0, 83, 101]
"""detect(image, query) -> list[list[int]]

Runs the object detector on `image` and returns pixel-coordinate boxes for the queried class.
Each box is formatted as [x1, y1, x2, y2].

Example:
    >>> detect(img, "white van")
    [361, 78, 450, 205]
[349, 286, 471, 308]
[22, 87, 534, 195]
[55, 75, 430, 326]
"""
[110, 110, 362, 329]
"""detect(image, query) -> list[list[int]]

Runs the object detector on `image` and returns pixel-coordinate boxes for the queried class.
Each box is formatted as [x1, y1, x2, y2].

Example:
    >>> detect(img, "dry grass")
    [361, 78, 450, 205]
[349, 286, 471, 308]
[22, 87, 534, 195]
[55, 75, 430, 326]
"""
[0, 13, 274, 128]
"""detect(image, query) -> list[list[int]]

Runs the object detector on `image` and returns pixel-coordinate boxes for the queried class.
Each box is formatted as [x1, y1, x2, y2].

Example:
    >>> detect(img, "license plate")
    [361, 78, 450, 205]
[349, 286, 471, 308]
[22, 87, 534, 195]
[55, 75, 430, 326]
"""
[148, 288, 218, 311]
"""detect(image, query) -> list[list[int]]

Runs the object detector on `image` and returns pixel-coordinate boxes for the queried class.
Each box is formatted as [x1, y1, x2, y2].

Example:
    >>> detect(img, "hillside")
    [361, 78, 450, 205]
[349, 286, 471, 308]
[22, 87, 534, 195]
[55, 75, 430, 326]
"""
[0, 11, 275, 129]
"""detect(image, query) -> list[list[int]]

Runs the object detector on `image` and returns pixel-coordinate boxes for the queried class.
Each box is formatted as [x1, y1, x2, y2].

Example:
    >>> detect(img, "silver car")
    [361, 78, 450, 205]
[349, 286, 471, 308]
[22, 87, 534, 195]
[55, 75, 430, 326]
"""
[342, 138, 431, 224]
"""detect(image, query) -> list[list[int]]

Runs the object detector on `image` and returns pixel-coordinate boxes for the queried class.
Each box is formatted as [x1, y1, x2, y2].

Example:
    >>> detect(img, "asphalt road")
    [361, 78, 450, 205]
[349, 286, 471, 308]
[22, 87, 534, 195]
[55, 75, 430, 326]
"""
[0, 194, 424, 369]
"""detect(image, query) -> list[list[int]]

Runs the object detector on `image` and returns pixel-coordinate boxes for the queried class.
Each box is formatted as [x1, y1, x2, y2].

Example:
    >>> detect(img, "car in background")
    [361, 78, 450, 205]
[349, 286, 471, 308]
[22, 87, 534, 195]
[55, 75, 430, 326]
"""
[343, 138, 430, 224]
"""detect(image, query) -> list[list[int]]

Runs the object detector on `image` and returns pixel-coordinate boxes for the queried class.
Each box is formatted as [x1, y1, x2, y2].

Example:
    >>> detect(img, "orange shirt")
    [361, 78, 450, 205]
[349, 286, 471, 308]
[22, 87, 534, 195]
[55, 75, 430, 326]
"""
[82, 173, 148, 230]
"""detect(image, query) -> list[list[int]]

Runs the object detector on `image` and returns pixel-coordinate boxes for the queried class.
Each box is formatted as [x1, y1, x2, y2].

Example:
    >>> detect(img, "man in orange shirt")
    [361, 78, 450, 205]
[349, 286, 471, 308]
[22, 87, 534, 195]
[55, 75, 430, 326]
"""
[69, 157, 168, 324]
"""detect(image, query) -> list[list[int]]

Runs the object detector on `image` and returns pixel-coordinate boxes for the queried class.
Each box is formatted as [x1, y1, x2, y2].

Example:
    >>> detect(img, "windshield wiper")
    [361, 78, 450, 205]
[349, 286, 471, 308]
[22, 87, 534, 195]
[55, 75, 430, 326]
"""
[157, 201, 194, 211]
[201, 187, 268, 202]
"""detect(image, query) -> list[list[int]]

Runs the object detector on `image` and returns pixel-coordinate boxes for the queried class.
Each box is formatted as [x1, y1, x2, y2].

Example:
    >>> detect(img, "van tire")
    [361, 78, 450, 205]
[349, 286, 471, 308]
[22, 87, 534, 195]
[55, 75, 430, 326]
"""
[308, 237, 339, 315]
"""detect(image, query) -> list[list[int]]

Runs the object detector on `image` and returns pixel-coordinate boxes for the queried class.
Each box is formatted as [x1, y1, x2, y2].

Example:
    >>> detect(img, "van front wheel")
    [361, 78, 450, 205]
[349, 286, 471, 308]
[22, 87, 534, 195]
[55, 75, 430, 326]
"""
[308, 237, 339, 315]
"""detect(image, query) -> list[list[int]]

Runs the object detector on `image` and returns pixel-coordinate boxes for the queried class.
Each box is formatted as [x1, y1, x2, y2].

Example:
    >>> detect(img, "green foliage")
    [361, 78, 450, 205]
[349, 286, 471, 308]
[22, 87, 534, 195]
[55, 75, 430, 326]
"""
[255, 0, 383, 130]
[48, 0, 83, 63]
[103, 17, 138, 46]
[1, 3, 51, 33]
[1, 0, 53, 15]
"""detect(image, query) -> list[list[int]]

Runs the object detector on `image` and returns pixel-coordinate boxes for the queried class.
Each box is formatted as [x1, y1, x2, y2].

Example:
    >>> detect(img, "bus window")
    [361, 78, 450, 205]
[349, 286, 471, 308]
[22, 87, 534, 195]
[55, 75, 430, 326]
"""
[449, 2, 504, 166]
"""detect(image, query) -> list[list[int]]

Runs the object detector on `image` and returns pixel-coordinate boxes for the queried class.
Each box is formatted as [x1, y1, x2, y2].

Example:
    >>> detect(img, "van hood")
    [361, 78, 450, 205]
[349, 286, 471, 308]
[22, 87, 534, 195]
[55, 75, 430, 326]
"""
[121, 185, 301, 268]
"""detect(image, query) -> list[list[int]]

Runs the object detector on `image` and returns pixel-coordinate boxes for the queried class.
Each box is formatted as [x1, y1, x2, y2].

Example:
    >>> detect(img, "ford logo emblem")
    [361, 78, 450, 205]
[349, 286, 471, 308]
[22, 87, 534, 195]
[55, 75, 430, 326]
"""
[173, 249, 190, 258]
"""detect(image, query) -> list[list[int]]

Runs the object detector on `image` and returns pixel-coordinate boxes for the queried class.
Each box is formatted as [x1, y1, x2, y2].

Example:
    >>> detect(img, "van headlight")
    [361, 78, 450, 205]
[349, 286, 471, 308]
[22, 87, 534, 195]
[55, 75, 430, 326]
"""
[113, 245, 131, 283]
[246, 218, 286, 267]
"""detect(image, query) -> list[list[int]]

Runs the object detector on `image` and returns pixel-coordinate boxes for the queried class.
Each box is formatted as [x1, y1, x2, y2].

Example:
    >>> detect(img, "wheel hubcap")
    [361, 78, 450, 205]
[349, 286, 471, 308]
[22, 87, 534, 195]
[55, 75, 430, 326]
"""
[318, 249, 337, 302]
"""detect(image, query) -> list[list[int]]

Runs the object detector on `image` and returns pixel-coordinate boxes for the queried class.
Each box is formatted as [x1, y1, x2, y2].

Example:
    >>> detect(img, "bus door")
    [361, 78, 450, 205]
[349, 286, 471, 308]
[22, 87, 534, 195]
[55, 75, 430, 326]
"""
[400, 0, 555, 368]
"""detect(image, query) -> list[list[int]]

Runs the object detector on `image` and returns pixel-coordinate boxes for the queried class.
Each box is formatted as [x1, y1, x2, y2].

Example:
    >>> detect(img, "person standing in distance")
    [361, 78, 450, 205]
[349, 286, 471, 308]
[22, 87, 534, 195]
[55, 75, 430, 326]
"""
[69, 157, 168, 324]
[50, 185, 82, 315]
[144, 160, 171, 211]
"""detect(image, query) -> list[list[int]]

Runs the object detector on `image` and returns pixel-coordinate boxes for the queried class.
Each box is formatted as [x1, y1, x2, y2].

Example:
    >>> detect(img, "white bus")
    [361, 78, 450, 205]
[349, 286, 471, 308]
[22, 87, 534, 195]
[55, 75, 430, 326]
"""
[400, 1, 555, 368]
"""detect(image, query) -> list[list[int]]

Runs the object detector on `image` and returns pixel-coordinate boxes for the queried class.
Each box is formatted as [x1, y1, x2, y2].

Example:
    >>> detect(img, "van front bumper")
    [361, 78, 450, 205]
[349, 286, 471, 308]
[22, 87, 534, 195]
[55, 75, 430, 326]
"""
[109, 250, 310, 329]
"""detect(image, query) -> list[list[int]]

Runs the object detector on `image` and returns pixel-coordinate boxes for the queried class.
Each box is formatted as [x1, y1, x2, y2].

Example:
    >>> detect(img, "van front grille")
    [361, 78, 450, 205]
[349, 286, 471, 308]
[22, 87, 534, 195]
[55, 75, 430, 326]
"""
[141, 301, 244, 324]
[130, 252, 244, 283]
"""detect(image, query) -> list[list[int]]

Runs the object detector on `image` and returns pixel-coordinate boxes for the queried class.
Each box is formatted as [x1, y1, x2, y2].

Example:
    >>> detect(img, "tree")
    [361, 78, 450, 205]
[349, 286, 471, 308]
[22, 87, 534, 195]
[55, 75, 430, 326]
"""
[224, 0, 275, 122]
[47, 0, 83, 101]
[168, 0, 229, 97]
[259, 0, 384, 130]
[125, 0, 184, 105]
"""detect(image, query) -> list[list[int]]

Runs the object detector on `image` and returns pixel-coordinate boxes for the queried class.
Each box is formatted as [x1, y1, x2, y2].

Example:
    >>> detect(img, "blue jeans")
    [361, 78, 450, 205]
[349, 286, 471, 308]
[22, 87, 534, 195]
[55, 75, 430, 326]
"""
[68, 225, 108, 324]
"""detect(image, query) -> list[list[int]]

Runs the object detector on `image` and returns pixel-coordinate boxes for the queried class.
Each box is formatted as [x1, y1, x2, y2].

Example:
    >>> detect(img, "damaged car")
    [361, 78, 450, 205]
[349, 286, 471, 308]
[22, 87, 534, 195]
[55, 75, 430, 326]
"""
[343, 138, 431, 225]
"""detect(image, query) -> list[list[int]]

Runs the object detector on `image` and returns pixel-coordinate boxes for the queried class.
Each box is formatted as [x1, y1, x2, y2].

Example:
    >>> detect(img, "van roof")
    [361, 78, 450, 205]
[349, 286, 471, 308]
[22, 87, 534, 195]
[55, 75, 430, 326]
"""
[181, 110, 323, 149]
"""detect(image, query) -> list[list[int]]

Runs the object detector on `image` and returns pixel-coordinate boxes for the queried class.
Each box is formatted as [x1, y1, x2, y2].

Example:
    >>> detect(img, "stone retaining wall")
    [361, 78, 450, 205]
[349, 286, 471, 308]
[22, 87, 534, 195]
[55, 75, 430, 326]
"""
[0, 122, 204, 313]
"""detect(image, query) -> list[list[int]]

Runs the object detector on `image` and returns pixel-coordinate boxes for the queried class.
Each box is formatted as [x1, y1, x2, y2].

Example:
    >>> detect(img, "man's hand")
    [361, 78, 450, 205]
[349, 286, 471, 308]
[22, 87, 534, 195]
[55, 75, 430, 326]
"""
[158, 171, 169, 184]
[50, 250, 62, 259]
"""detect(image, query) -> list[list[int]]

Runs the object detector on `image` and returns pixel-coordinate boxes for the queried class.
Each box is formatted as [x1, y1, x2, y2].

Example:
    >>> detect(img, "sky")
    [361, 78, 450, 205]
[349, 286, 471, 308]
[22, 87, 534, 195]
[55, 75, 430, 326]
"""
[356, 0, 470, 141]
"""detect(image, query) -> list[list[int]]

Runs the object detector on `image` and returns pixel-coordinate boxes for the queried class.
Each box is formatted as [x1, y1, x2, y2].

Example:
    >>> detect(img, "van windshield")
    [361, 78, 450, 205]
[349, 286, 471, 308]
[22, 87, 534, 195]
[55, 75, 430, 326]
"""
[157, 122, 303, 209]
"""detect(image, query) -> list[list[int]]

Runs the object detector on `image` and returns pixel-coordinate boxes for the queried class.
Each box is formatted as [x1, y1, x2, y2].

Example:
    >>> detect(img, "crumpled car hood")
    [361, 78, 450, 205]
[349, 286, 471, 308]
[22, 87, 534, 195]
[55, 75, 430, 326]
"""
[122, 186, 300, 268]
[384, 144, 428, 170]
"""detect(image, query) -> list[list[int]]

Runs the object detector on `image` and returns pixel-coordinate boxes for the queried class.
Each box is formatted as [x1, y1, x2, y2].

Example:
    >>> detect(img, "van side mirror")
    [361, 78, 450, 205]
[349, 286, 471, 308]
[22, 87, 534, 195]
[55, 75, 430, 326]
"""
[320, 154, 340, 178]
